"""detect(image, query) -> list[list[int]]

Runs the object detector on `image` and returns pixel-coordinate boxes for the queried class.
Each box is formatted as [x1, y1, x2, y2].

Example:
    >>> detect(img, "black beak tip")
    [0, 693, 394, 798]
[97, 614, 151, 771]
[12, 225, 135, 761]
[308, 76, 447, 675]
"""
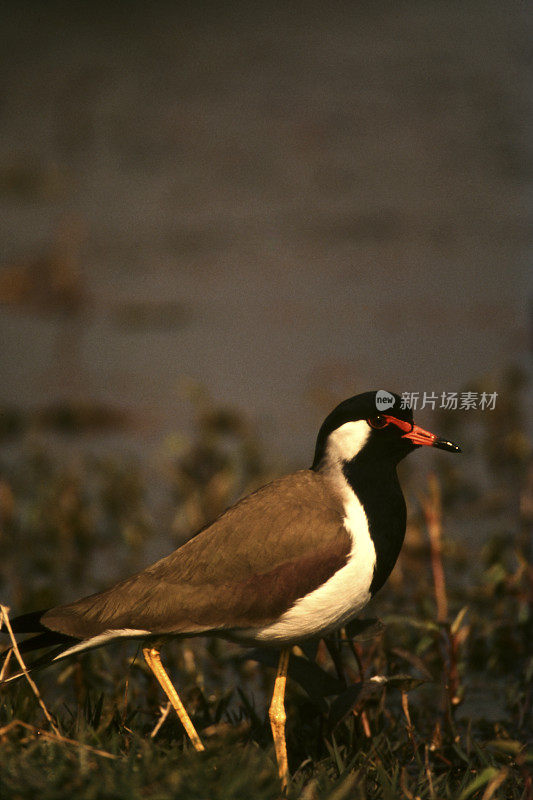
[434, 437, 462, 453]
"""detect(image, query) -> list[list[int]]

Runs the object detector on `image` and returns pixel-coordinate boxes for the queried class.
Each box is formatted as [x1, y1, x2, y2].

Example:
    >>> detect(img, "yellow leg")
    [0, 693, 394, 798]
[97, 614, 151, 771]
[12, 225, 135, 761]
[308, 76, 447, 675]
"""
[269, 647, 290, 791]
[143, 645, 205, 752]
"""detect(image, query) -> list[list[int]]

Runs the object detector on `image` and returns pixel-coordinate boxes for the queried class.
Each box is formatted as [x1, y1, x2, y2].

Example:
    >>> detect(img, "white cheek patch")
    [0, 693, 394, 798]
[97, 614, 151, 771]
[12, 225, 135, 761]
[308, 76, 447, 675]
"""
[325, 420, 370, 463]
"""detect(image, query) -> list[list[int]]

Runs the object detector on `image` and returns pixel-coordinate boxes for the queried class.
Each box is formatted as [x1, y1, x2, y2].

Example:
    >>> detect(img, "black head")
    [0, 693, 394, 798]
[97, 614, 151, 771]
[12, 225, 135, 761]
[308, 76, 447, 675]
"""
[312, 390, 461, 470]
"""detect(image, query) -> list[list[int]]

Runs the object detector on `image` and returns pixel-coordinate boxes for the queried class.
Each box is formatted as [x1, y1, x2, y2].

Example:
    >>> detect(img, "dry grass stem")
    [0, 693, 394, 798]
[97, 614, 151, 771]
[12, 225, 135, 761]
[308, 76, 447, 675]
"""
[424, 744, 436, 800]
[0, 719, 117, 760]
[0, 604, 60, 736]
[150, 701, 172, 738]
[481, 767, 509, 800]
[361, 710, 371, 738]
[0, 645, 13, 682]
[400, 766, 415, 800]
[401, 689, 418, 753]
[422, 474, 448, 623]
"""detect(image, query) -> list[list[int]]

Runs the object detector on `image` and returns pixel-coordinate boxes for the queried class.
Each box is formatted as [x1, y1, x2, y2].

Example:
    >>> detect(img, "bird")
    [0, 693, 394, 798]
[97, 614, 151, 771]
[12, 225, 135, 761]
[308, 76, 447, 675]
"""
[1, 390, 461, 789]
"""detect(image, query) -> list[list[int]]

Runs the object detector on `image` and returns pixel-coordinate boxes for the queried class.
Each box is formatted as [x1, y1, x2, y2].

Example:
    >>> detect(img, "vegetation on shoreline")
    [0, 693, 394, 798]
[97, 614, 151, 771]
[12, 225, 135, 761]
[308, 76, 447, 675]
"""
[0, 381, 531, 799]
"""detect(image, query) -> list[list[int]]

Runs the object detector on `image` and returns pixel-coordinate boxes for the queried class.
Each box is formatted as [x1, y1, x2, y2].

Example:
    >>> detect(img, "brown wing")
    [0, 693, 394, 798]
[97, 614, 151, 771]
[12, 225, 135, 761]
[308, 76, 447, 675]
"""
[42, 470, 350, 638]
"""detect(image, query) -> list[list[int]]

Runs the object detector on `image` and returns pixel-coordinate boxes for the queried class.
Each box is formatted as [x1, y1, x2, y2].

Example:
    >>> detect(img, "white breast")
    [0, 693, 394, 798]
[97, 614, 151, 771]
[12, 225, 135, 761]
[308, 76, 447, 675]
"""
[235, 488, 377, 645]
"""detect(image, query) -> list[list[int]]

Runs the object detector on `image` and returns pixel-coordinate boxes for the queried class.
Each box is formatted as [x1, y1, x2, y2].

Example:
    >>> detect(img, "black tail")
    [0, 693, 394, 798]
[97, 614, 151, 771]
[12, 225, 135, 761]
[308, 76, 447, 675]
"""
[1, 609, 78, 684]
[7, 609, 50, 633]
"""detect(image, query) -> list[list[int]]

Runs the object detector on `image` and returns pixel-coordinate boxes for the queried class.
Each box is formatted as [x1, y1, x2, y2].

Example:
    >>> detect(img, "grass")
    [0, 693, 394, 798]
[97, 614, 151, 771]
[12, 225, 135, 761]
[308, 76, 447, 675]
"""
[0, 378, 531, 798]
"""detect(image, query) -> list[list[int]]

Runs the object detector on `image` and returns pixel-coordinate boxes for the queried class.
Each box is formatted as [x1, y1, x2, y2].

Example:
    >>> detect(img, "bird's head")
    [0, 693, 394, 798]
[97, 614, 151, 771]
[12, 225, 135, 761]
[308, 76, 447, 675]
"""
[312, 390, 461, 470]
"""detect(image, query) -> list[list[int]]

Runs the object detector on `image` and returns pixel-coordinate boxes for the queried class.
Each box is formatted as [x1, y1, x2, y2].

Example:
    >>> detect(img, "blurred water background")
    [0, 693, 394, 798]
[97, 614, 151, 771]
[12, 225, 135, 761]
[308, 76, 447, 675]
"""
[0, 1, 531, 465]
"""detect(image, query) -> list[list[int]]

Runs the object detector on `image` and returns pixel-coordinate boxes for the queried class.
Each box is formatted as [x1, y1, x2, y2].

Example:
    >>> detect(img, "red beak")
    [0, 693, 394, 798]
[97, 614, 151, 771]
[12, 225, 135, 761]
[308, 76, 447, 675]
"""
[402, 423, 461, 453]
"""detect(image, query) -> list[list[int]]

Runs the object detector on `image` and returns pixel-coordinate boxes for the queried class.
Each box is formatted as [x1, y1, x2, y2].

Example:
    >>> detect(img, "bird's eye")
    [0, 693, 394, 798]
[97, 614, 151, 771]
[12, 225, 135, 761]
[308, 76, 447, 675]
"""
[368, 415, 389, 429]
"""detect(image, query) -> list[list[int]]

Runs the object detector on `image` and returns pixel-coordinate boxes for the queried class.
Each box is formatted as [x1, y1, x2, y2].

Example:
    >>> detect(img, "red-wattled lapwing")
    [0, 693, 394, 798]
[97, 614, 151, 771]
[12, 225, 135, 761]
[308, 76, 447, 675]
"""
[1, 391, 461, 788]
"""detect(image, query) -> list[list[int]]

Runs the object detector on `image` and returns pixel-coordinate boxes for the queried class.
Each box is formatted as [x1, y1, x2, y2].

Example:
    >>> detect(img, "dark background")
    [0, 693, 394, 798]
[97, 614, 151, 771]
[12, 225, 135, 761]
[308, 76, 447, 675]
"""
[0, 1, 531, 460]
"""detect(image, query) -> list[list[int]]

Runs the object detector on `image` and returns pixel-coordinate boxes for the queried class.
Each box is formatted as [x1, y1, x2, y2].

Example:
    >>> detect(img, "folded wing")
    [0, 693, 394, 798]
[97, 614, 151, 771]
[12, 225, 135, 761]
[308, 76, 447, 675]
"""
[41, 470, 350, 639]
